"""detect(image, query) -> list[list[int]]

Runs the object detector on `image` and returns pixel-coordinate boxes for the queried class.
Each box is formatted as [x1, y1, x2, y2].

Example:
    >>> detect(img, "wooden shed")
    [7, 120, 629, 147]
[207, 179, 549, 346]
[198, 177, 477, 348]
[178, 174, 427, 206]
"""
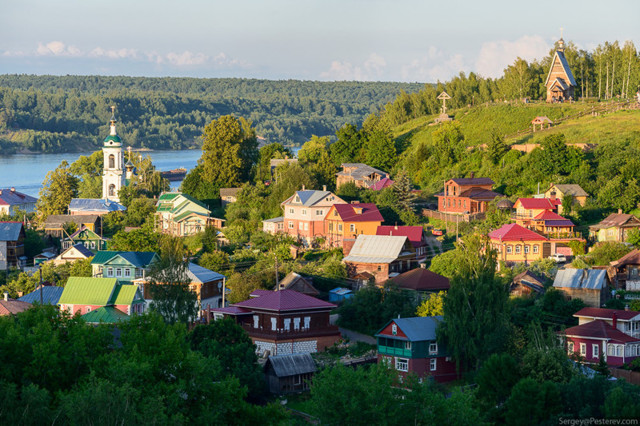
[264, 353, 317, 394]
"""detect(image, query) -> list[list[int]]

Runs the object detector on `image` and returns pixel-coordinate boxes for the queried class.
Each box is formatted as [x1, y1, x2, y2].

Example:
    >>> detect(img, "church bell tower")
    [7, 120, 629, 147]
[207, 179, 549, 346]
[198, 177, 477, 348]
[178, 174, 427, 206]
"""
[102, 106, 125, 202]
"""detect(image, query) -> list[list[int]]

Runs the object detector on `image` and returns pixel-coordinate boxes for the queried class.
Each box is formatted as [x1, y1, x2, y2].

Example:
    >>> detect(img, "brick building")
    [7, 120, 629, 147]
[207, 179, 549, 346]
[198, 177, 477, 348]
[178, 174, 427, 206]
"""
[342, 234, 416, 283]
[436, 176, 500, 214]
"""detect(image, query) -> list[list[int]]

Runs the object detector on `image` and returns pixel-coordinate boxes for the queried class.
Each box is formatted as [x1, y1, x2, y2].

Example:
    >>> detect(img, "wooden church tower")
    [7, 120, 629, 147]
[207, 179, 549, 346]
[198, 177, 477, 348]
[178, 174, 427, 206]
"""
[545, 37, 576, 102]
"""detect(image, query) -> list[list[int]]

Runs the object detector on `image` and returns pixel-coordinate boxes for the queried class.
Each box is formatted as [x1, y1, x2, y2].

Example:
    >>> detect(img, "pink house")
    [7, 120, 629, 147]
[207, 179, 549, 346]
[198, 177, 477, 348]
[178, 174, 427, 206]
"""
[563, 320, 640, 367]
[58, 277, 145, 316]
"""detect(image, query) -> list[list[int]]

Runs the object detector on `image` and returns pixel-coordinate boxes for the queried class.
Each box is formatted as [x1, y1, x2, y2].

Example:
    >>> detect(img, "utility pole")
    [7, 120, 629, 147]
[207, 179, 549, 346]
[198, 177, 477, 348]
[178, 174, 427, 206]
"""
[274, 255, 280, 290]
[39, 266, 43, 305]
[221, 277, 226, 307]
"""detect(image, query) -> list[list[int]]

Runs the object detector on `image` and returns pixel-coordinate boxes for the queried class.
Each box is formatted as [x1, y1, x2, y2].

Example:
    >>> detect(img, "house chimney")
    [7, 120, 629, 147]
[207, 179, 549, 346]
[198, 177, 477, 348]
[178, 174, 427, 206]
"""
[618, 209, 623, 214]
[612, 312, 618, 329]
[469, 172, 475, 178]
[3, 292, 8, 301]
[394, 224, 398, 230]
[625, 304, 630, 311]
[323, 185, 327, 191]
[17, 291, 23, 298]
[302, 185, 306, 191]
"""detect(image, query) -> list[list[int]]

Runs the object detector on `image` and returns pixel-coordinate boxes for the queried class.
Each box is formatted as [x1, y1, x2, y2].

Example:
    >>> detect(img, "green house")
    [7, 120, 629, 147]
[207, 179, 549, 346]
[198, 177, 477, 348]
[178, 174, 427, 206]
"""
[62, 226, 109, 252]
[58, 277, 145, 316]
[91, 251, 158, 283]
[155, 192, 223, 236]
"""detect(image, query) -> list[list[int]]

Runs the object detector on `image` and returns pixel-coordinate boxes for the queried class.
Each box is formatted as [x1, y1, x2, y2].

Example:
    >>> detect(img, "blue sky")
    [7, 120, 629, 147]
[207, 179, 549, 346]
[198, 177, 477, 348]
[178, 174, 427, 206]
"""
[2, 0, 639, 82]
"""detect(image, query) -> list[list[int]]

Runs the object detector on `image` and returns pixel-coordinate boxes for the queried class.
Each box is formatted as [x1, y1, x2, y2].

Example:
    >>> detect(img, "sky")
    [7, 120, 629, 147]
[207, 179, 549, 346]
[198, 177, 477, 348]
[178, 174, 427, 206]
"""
[2, 0, 639, 83]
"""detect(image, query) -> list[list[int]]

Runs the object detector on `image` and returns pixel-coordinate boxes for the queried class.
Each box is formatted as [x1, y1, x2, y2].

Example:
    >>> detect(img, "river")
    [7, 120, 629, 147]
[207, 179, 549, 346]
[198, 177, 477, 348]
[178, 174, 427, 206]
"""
[0, 149, 203, 196]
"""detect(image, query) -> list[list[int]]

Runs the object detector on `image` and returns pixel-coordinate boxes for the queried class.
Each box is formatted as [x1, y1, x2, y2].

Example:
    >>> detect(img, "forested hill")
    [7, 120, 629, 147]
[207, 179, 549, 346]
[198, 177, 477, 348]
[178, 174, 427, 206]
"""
[0, 75, 424, 153]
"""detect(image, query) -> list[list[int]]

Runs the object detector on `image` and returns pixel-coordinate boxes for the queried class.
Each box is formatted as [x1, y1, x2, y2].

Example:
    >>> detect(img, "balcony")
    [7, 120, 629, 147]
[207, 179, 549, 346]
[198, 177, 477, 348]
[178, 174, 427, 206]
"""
[378, 345, 412, 358]
[242, 323, 340, 340]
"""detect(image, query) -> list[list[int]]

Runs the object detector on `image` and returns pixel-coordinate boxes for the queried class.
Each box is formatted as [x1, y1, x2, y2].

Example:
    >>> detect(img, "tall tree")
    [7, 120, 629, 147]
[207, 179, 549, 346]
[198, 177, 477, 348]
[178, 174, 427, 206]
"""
[36, 160, 79, 220]
[330, 123, 363, 165]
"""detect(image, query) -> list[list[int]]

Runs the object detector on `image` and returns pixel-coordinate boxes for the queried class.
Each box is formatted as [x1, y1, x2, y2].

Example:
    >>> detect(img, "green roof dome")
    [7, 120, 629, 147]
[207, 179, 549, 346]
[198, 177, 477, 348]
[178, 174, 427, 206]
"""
[104, 135, 122, 145]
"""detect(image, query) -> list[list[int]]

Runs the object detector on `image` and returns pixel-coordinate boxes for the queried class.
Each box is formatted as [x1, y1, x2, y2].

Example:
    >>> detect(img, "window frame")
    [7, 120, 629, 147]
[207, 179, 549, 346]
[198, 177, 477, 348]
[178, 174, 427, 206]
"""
[430, 358, 437, 371]
[395, 357, 409, 372]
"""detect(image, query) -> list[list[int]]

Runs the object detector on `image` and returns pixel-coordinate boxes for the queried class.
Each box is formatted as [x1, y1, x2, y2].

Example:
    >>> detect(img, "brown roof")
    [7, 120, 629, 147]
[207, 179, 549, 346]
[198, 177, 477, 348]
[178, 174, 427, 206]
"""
[220, 188, 242, 197]
[44, 215, 100, 229]
[0, 299, 32, 316]
[392, 268, 450, 292]
[590, 213, 640, 230]
[278, 272, 320, 297]
[610, 249, 640, 268]
[513, 270, 545, 286]
[449, 177, 494, 186]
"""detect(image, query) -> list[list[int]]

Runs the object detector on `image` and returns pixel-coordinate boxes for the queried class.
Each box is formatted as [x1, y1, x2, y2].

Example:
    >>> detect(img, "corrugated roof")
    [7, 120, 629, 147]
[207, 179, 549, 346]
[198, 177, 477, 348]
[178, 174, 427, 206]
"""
[449, 177, 494, 186]
[574, 307, 640, 321]
[553, 269, 608, 290]
[91, 251, 157, 268]
[0, 299, 32, 316]
[188, 262, 225, 284]
[0, 222, 23, 241]
[19, 286, 64, 305]
[59, 277, 119, 305]
[590, 213, 640, 230]
[44, 215, 100, 228]
[339, 163, 388, 180]
[488, 223, 548, 242]
[330, 203, 383, 223]
[552, 184, 588, 197]
[282, 190, 343, 207]
[458, 188, 502, 200]
[392, 268, 450, 291]
[376, 316, 443, 342]
[369, 177, 394, 191]
[60, 243, 95, 259]
[516, 198, 555, 210]
[376, 226, 424, 248]
[69, 198, 126, 213]
[82, 306, 130, 324]
[563, 320, 639, 344]
[233, 289, 336, 312]
[611, 249, 640, 268]
[110, 285, 142, 305]
[342, 235, 409, 264]
[263, 216, 284, 223]
[266, 353, 316, 377]
[0, 189, 37, 206]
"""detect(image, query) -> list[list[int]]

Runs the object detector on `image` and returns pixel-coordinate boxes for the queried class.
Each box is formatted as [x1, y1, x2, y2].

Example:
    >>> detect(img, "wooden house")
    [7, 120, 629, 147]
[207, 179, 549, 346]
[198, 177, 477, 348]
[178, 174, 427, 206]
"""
[510, 271, 546, 298]
[561, 320, 640, 367]
[545, 38, 576, 102]
[436, 176, 500, 214]
[325, 202, 384, 248]
[91, 251, 158, 283]
[277, 272, 319, 297]
[376, 316, 457, 383]
[545, 184, 588, 213]
[574, 307, 640, 339]
[489, 223, 550, 263]
[58, 277, 145, 316]
[264, 353, 317, 394]
[336, 163, 389, 189]
[220, 188, 241, 206]
[609, 249, 640, 291]
[0, 293, 31, 316]
[212, 289, 340, 356]
[43, 215, 101, 239]
[0, 222, 26, 271]
[262, 217, 284, 234]
[391, 267, 450, 302]
[52, 243, 94, 266]
[342, 234, 416, 283]
[0, 188, 37, 214]
[553, 269, 610, 308]
[512, 198, 559, 221]
[155, 192, 221, 237]
[589, 211, 640, 243]
[61, 226, 108, 252]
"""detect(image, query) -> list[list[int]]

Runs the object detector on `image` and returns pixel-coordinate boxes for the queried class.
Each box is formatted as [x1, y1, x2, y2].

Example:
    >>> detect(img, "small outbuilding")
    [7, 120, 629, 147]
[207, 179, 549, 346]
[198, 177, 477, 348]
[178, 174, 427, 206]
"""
[328, 287, 354, 303]
[264, 353, 317, 394]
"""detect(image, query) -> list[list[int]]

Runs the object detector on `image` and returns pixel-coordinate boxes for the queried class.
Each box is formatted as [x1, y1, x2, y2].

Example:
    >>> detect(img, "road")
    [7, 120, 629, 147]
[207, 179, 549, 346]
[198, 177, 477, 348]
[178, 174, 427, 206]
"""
[330, 314, 377, 345]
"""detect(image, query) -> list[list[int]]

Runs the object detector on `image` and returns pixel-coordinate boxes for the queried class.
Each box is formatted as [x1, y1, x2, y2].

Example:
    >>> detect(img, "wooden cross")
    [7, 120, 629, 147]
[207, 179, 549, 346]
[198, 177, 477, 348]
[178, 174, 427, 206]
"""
[437, 91, 451, 114]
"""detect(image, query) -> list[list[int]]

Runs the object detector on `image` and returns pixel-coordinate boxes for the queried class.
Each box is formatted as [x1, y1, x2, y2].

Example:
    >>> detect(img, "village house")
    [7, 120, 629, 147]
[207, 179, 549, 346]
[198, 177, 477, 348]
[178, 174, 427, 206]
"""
[0, 293, 31, 316]
[325, 202, 383, 248]
[61, 226, 108, 252]
[82, 306, 131, 325]
[342, 234, 416, 283]
[545, 37, 576, 102]
[369, 177, 395, 191]
[68, 198, 126, 216]
[277, 272, 320, 297]
[91, 251, 158, 283]
[376, 225, 430, 258]
[553, 268, 610, 308]
[220, 188, 242, 206]
[489, 223, 550, 263]
[376, 316, 457, 383]
[436, 176, 500, 214]
[574, 307, 640, 339]
[336, 163, 389, 189]
[155, 192, 223, 237]
[262, 217, 284, 234]
[609, 249, 640, 290]
[512, 198, 560, 221]
[520, 210, 577, 238]
[18, 286, 64, 305]
[510, 270, 546, 298]
[43, 215, 101, 239]
[0, 222, 26, 271]
[545, 184, 588, 213]
[561, 320, 640, 367]
[58, 277, 145, 316]
[391, 267, 450, 302]
[589, 211, 640, 243]
[279, 187, 345, 246]
[264, 353, 317, 394]
[0, 188, 37, 215]
[211, 289, 341, 356]
[52, 243, 94, 266]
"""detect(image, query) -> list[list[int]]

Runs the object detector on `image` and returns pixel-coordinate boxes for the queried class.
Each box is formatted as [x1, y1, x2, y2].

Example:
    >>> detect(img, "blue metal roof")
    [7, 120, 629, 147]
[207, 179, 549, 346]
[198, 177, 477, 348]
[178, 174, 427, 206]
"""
[19, 286, 64, 305]
[0, 222, 23, 241]
[69, 198, 126, 213]
[375, 316, 443, 342]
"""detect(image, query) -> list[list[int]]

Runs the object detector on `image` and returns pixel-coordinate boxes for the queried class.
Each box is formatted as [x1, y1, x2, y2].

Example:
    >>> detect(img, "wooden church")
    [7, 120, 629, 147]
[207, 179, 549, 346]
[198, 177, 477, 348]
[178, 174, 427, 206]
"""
[545, 38, 576, 102]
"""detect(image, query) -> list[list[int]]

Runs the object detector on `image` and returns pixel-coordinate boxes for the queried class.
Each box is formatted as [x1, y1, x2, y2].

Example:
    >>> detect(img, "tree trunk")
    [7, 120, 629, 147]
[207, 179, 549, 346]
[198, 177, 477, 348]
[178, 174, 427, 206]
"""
[606, 62, 609, 99]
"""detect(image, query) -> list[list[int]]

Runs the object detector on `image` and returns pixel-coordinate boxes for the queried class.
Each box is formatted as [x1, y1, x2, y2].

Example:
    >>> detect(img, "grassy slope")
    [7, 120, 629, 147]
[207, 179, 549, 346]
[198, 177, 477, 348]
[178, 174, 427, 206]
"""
[393, 102, 640, 151]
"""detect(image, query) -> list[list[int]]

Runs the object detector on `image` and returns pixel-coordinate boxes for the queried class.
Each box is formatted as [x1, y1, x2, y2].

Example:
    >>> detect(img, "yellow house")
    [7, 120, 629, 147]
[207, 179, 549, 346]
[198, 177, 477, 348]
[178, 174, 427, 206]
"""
[325, 203, 383, 248]
[489, 223, 550, 263]
[545, 184, 588, 214]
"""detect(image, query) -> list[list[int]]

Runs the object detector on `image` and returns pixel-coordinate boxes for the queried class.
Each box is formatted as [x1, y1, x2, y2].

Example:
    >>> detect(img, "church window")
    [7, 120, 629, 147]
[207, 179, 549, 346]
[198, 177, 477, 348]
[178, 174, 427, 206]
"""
[109, 154, 115, 169]
[109, 184, 116, 196]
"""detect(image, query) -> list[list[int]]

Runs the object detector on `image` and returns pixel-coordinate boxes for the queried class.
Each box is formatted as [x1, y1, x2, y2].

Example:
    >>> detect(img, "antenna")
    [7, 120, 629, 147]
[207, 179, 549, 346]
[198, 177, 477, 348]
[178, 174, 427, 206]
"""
[560, 27, 564, 39]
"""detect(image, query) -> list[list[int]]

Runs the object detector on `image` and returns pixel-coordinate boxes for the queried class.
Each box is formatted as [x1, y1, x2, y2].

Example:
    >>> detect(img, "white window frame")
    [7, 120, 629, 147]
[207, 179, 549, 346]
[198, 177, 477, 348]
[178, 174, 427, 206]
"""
[86, 307, 91, 314]
[294, 317, 301, 330]
[253, 315, 259, 329]
[124, 268, 131, 278]
[316, 210, 323, 216]
[338, 224, 343, 232]
[302, 209, 307, 216]
[580, 343, 586, 356]
[116, 268, 122, 277]
[593, 343, 599, 358]
[284, 318, 291, 331]
[289, 208, 295, 214]
[271, 317, 277, 331]
[304, 222, 309, 231]
[533, 245, 539, 254]
[524, 245, 530, 254]
[288, 221, 294, 229]
[568, 341, 574, 354]
[304, 316, 310, 329]
[429, 343, 438, 355]
[395, 358, 408, 372]
[430, 358, 437, 371]
[515, 245, 521, 254]
[506, 246, 512, 254]
[391, 324, 397, 335]
[350, 224, 355, 232]
[404, 341, 411, 350]
[107, 267, 113, 277]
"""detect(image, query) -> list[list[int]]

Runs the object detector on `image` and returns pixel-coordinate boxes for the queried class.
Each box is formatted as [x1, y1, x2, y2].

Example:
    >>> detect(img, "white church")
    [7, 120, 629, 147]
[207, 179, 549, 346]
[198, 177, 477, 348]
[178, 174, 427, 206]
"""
[68, 107, 128, 216]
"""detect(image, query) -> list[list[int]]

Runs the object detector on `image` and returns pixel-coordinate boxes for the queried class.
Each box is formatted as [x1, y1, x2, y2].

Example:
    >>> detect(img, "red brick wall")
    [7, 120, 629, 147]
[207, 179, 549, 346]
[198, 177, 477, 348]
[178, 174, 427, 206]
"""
[342, 238, 356, 256]
[376, 354, 459, 383]
[346, 261, 389, 283]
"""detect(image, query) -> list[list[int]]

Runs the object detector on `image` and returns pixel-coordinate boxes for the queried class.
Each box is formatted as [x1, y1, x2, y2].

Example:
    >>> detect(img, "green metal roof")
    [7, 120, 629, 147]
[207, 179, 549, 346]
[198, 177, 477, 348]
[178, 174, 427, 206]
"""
[158, 193, 181, 201]
[82, 306, 130, 324]
[59, 277, 119, 305]
[173, 211, 208, 222]
[110, 284, 143, 305]
[91, 251, 157, 268]
[103, 135, 122, 145]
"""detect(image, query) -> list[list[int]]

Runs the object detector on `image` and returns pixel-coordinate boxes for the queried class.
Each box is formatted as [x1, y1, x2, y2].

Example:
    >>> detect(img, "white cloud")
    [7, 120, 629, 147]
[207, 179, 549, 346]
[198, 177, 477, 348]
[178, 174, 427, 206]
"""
[165, 51, 209, 66]
[320, 53, 387, 81]
[475, 35, 550, 78]
[35, 41, 82, 57]
[89, 47, 139, 59]
[400, 47, 467, 82]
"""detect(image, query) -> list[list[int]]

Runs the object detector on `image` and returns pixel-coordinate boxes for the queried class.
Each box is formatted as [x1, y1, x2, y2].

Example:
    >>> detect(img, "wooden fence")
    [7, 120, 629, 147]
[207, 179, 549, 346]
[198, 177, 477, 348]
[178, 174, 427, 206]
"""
[610, 368, 640, 386]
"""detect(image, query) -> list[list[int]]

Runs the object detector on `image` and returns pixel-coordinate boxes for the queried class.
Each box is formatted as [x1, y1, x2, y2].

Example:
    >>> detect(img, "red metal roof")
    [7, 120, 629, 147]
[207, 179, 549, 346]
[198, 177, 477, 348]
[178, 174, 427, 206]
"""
[233, 289, 336, 312]
[563, 320, 640, 343]
[516, 198, 555, 210]
[369, 178, 395, 191]
[574, 307, 640, 321]
[488, 223, 548, 242]
[331, 203, 384, 223]
[391, 268, 450, 291]
[376, 225, 424, 248]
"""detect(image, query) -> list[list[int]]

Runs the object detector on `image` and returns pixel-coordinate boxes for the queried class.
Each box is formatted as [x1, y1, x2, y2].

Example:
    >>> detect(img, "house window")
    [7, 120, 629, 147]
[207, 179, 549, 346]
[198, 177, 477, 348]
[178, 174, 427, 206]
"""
[338, 224, 343, 232]
[430, 358, 437, 371]
[515, 245, 521, 254]
[395, 358, 408, 372]
[580, 343, 586, 356]
[271, 317, 277, 331]
[524, 245, 530, 254]
[533, 245, 539, 254]
[288, 221, 294, 229]
[506, 246, 512, 254]
[350, 224, 355, 233]
[392, 324, 397, 335]
[568, 341, 574, 354]
[107, 267, 113, 277]
[299, 222, 304, 230]
[302, 209, 307, 216]
[294, 318, 301, 330]
[116, 268, 122, 277]
[329, 223, 333, 231]
[91, 241, 96, 249]
[608, 344, 614, 356]
[316, 210, 323, 216]
[442, 200, 446, 208]
[593, 344, 599, 358]
[289, 208, 295, 214]
[429, 343, 438, 355]
[304, 317, 310, 329]
[135, 269, 143, 278]
[284, 318, 291, 331]
[607, 229, 614, 237]
[377, 265, 382, 271]
[404, 341, 411, 350]
[124, 269, 131, 278]
[616, 345, 622, 357]
[253, 315, 259, 329]
[304, 223, 309, 231]
[86, 307, 91, 314]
